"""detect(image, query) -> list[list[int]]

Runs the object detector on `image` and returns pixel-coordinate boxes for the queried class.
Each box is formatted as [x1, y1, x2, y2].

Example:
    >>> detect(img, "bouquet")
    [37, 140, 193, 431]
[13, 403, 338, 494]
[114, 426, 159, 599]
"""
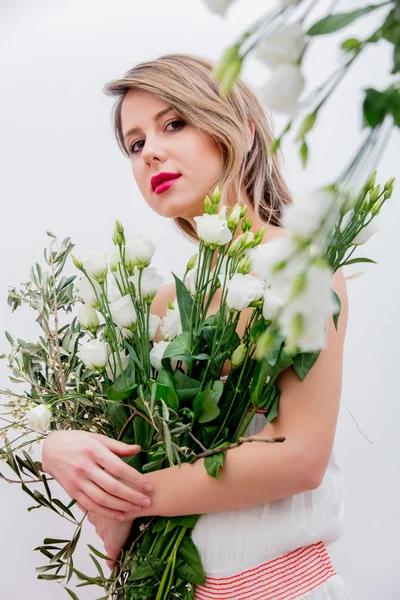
[0, 174, 394, 599]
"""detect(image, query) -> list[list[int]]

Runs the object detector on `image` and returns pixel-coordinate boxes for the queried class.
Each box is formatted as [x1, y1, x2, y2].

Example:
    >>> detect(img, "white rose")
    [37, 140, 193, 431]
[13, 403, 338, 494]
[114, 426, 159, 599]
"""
[281, 188, 340, 240]
[27, 404, 52, 433]
[351, 220, 378, 245]
[125, 236, 156, 269]
[150, 340, 170, 371]
[109, 294, 137, 328]
[75, 276, 101, 307]
[256, 23, 307, 70]
[194, 213, 233, 246]
[202, 0, 237, 16]
[78, 304, 100, 333]
[161, 302, 182, 341]
[129, 267, 164, 302]
[82, 252, 108, 283]
[221, 273, 265, 311]
[76, 339, 109, 370]
[259, 63, 305, 116]
[106, 350, 130, 382]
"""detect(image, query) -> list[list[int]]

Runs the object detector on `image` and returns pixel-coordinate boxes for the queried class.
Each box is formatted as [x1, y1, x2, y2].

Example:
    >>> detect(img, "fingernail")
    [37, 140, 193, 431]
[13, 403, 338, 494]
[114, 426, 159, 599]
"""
[141, 497, 151, 507]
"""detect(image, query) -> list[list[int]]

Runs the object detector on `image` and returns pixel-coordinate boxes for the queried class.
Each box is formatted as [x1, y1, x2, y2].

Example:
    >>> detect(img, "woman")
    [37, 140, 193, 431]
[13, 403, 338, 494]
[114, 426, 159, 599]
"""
[42, 53, 350, 599]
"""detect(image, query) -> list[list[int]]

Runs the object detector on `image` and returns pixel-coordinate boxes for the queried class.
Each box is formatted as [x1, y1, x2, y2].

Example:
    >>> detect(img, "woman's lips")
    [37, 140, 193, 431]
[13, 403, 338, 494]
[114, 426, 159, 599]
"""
[154, 176, 181, 195]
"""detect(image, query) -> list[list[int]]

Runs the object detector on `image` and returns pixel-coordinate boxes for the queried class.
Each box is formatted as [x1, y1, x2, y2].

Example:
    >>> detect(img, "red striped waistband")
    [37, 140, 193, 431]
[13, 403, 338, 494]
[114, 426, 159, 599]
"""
[195, 541, 337, 600]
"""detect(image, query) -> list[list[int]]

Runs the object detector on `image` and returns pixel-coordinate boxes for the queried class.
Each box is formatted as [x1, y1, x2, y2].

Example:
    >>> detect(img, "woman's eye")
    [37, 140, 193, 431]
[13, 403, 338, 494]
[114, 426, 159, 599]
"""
[128, 120, 186, 155]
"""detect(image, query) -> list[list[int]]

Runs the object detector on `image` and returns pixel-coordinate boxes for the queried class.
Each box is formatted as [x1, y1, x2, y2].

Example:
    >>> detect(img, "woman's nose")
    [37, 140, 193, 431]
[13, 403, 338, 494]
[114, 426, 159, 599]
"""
[141, 138, 168, 164]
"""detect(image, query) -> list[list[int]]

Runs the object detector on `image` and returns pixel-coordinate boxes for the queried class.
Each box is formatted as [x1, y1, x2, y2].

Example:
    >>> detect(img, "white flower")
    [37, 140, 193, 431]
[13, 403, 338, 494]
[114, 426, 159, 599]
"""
[194, 213, 233, 246]
[339, 209, 354, 233]
[125, 236, 156, 269]
[202, 0, 237, 16]
[259, 63, 305, 116]
[281, 188, 340, 240]
[77, 339, 109, 370]
[129, 267, 164, 302]
[108, 284, 122, 303]
[351, 220, 378, 245]
[106, 350, 130, 382]
[148, 314, 162, 340]
[82, 252, 108, 283]
[278, 262, 337, 352]
[262, 286, 285, 321]
[78, 304, 100, 333]
[27, 404, 52, 433]
[249, 236, 306, 284]
[221, 273, 265, 311]
[109, 294, 137, 328]
[121, 326, 134, 339]
[161, 301, 182, 341]
[75, 276, 101, 307]
[150, 340, 170, 371]
[256, 23, 307, 70]
[110, 250, 122, 273]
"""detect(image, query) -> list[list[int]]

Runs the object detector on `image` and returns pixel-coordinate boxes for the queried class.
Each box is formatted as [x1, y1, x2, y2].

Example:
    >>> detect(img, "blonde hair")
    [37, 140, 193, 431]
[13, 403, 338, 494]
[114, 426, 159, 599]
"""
[103, 53, 292, 242]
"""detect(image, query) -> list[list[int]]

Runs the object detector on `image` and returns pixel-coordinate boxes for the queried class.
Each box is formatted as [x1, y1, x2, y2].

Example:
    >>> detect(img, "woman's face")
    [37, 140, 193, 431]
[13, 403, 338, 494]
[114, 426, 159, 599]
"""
[120, 88, 224, 221]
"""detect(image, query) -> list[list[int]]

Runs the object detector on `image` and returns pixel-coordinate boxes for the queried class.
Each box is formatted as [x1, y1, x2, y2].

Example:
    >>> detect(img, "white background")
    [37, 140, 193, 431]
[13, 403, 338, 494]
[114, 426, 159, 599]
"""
[1, 0, 399, 598]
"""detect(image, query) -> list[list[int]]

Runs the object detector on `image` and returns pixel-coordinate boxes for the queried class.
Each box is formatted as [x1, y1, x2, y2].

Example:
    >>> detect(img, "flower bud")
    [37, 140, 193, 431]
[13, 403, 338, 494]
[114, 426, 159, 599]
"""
[71, 253, 83, 271]
[27, 404, 52, 433]
[241, 216, 252, 232]
[253, 226, 266, 246]
[231, 343, 247, 369]
[227, 203, 241, 231]
[82, 252, 108, 285]
[240, 205, 248, 218]
[237, 256, 251, 274]
[218, 206, 227, 220]
[368, 185, 381, 205]
[211, 186, 221, 205]
[113, 229, 124, 246]
[384, 177, 395, 191]
[364, 170, 377, 191]
[186, 253, 198, 272]
[115, 220, 124, 234]
[371, 198, 385, 215]
[204, 195, 213, 214]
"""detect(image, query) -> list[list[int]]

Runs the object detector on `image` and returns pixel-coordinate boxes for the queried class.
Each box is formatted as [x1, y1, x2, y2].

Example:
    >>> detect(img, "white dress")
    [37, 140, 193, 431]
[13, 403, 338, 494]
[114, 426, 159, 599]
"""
[191, 410, 350, 600]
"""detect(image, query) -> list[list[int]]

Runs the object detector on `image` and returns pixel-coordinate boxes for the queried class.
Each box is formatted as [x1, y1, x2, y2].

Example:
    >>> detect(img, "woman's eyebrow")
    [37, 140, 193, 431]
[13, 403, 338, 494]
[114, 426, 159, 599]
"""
[123, 106, 175, 142]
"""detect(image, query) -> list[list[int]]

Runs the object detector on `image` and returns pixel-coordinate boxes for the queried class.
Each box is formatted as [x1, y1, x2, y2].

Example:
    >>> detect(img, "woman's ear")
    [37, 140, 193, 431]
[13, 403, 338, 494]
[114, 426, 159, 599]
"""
[248, 119, 255, 152]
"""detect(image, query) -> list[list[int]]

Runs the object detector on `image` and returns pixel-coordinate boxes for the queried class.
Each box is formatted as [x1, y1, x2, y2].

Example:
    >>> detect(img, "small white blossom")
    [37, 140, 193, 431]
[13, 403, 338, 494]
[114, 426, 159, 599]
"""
[160, 301, 182, 341]
[124, 236, 156, 269]
[77, 339, 109, 370]
[27, 404, 52, 433]
[82, 252, 108, 283]
[202, 0, 237, 16]
[106, 350, 130, 382]
[281, 188, 340, 241]
[256, 23, 307, 70]
[220, 273, 265, 311]
[259, 63, 305, 116]
[150, 340, 170, 371]
[351, 220, 378, 245]
[78, 304, 99, 333]
[194, 213, 233, 246]
[109, 294, 137, 328]
[129, 267, 164, 302]
[75, 276, 101, 307]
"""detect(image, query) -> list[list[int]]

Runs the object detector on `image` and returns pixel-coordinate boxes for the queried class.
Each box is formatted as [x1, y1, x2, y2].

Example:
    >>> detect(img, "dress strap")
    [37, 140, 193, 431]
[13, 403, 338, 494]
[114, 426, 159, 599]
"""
[195, 541, 338, 600]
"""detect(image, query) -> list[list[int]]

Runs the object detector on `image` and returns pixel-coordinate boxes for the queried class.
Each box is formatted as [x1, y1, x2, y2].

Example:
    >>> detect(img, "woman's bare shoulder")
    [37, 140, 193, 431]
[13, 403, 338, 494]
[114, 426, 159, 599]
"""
[152, 281, 176, 319]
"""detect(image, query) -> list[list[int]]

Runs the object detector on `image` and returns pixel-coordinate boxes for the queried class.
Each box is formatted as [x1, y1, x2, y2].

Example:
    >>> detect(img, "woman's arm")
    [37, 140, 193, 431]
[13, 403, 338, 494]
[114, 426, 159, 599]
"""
[120, 269, 348, 520]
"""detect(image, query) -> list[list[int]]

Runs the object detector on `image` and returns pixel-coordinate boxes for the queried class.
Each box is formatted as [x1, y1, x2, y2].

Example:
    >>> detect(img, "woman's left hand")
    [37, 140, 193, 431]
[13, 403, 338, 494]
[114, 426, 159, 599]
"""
[78, 503, 135, 569]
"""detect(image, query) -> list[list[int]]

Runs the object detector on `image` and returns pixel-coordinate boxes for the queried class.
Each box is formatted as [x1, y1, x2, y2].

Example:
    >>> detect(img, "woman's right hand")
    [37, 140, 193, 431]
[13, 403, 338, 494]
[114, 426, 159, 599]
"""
[42, 430, 154, 520]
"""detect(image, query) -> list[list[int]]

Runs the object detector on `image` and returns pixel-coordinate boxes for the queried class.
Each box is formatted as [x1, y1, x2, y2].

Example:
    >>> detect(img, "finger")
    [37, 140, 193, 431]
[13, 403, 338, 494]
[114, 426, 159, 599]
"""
[76, 502, 88, 514]
[80, 477, 146, 513]
[97, 435, 142, 457]
[91, 466, 152, 510]
[94, 446, 154, 493]
[74, 490, 126, 521]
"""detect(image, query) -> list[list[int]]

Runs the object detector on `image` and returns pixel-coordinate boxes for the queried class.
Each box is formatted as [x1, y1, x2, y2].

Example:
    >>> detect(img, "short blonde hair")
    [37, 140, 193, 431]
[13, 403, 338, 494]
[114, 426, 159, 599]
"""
[103, 53, 292, 242]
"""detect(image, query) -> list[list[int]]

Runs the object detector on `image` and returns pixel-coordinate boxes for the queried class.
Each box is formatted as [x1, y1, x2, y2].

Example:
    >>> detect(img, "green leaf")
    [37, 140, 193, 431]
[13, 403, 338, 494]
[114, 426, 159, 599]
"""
[105, 401, 131, 434]
[212, 380, 224, 404]
[173, 370, 200, 403]
[392, 41, 400, 74]
[64, 588, 80, 600]
[172, 272, 194, 332]
[89, 553, 105, 579]
[308, 4, 386, 36]
[155, 382, 179, 412]
[341, 257, 377, 266]
[193, 389, 220, 423]
[5, 331, 14, 345]
[300, 140, 309, 168]
[204, 452, 226, 479]
[363, 88, 388, 128]
[128, 557, 164, 581]
[43, 538, 71, 545]
[177, 537, 206, 585]
[292, 350, 321, 380]
[295, 111, 317, 141]
[264, 386, 281, 426]
[332, 290, 342, 331]
[341, 37, 362, 52]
